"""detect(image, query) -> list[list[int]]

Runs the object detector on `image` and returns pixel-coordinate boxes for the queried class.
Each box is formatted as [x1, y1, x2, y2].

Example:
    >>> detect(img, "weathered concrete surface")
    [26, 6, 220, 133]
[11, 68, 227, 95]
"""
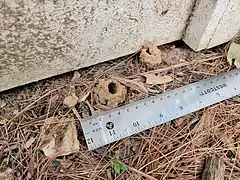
[207, 0, 240, 48]
[0, 0, 194, 92]
[183, 0, 240, 51]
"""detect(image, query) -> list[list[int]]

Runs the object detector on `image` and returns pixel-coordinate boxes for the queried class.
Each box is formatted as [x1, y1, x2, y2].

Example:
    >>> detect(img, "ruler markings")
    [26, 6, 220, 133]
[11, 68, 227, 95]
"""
[81, 69, 240, 150]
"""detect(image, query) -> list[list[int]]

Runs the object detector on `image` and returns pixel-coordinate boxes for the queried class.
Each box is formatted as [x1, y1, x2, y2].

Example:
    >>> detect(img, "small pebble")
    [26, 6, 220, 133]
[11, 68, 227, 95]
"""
[94, 146, 108, 154]
[75, 102, 91, 119]
[50, 160, 60, 167]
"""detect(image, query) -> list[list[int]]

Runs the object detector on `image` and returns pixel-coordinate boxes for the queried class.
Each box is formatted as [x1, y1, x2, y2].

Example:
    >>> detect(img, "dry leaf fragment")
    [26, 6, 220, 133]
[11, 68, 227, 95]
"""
[94, 79, 127, 108]
[232, 96, 240, 102]
[144, 74, 173, 85]
[140, 42, 162, 67]
[40, 117, 79, 158]
[0, 119, 7, 125]
[227, 42, 240, 68]
[79, 91, 90, 102]
[63, 93, 79, 107]
[0, 100, 6, 108]
[25, 137, 36, 149]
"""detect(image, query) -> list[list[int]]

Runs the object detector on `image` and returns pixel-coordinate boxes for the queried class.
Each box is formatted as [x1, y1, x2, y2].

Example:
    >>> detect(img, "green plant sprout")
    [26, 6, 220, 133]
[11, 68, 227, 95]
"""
[111, 153, 128, 174]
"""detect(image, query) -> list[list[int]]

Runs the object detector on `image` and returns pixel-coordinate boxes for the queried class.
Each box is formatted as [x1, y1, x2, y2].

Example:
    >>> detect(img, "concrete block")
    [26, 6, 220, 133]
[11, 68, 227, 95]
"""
[0, 0, 194, 92]
[207, 0, 240, 48]
[183, 0, 240, 51]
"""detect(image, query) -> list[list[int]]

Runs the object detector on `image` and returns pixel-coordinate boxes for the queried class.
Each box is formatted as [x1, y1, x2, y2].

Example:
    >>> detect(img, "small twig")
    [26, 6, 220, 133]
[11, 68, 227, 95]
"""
[128, 166, 158, 180]
[129, 55, 223, 78]
[85, 100, 95, 116]
[106, 50, 141, 72]
[72, 107, 82, 121]
[10, 86, 65, 121]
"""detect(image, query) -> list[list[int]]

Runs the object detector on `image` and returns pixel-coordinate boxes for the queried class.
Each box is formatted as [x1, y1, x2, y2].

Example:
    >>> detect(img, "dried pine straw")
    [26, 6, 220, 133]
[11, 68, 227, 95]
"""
[0, 42, 240, 179]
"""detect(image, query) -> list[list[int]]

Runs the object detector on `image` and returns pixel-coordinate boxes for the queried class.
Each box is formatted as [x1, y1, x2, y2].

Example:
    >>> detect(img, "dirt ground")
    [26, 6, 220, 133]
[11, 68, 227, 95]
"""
[1, 41, 240, 180]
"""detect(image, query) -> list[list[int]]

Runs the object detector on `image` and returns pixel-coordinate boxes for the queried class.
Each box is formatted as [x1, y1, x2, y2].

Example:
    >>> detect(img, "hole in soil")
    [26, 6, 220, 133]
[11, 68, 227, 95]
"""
[108, 82, 117, 94]
[146, 48, 150, 54]
[161, 10, 168, 15]
[232, 58, 235, 66]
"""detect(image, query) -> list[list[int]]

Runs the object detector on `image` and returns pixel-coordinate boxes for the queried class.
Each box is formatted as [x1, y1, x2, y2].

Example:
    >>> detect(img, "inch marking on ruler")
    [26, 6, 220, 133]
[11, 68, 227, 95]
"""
[81, 69, 240, 150]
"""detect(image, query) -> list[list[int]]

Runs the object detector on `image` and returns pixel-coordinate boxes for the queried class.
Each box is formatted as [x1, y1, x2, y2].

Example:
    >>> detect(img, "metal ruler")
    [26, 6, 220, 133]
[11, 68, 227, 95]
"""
[81, 69, 240, 150]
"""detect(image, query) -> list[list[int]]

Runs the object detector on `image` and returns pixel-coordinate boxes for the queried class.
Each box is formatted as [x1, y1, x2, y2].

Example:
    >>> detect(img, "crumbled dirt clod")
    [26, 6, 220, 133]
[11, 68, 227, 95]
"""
[0, 166, 13, 180]
[40, 117, 79, 158]
[71, 71, 81, 83]
[140, 42, 162, 67]
[94, 79, 127, 108]
[63, 93, 79, 107]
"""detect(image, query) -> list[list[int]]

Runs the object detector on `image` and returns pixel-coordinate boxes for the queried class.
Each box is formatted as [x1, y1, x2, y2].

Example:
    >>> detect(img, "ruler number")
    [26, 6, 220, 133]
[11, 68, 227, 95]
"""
[133, 121, 140, 127]
[109, 130, 116, 136]
[87, 138, 94, 145]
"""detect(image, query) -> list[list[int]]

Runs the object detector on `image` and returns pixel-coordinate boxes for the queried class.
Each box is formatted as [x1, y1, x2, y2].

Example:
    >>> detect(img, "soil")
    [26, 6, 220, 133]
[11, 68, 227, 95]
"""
[0, 41, 240, 180]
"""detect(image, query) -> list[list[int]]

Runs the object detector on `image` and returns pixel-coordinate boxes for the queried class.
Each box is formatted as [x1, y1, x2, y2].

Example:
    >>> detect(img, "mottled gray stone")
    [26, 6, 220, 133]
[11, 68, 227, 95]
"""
[0, 0, 194, 92]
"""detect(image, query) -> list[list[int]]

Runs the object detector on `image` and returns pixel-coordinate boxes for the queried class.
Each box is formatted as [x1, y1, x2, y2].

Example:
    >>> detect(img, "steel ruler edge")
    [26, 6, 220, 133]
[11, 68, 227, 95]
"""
[81, 69, 240, 151]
